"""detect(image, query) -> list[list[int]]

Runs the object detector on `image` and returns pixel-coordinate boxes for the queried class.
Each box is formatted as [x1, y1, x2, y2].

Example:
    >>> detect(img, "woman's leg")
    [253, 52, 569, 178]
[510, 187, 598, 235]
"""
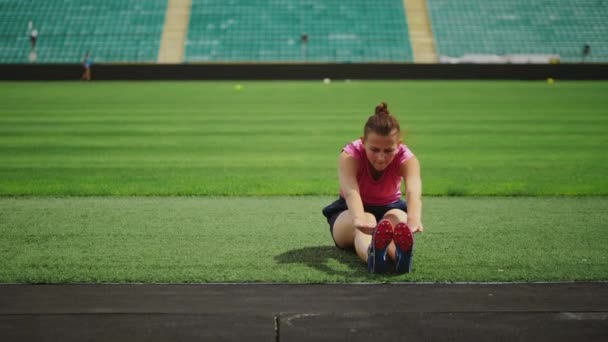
[354, 225, 374, 263]
[333, 210, 377, 262]
[381, 209, 408, 261]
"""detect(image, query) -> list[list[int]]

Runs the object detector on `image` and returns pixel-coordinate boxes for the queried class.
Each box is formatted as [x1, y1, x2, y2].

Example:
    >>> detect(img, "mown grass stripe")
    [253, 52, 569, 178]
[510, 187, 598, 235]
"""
[1, 81, 607, 196]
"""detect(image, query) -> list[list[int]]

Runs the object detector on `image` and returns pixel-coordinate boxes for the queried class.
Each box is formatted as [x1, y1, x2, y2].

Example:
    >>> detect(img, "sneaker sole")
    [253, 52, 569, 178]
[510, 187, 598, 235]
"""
[394, 222, 414, 274]
[368, 220, 393, 274]
[373, 219, 394, 251]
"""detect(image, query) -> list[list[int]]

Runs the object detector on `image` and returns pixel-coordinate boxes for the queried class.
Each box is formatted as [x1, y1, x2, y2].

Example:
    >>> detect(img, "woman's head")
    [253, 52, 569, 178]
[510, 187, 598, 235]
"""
[362, 102, 402, 171]
[364, 102, 401, 138]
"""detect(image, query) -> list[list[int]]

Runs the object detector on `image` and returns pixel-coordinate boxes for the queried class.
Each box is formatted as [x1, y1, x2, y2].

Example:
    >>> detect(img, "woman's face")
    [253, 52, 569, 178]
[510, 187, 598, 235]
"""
[363, 131, 400, 172]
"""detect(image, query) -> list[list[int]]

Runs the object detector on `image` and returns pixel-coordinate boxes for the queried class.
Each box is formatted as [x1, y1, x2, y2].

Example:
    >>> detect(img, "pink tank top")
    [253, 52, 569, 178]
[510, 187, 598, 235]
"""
[340, 139, 414, 206]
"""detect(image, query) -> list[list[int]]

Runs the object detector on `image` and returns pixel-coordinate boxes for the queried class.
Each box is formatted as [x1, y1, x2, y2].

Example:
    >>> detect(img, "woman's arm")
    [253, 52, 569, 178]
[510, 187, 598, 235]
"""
[401, 156, 423, 233]
[338, 151, 376, 233]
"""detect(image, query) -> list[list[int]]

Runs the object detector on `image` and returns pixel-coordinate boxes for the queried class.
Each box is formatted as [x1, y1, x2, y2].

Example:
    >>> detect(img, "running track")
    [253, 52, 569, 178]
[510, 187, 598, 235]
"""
[1, 282, 607, 341]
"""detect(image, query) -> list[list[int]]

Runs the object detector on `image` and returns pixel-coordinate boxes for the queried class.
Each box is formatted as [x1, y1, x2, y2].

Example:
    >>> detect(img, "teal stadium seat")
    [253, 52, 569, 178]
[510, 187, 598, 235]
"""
[427, 0, 608, 62]
[4, 0, 603, 64]
[0, 0, 167, 63]
[185, 0, 414, 62]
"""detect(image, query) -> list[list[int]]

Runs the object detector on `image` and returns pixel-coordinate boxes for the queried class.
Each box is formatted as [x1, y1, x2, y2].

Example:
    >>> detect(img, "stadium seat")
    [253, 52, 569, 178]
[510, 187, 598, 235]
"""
[427, 0, 608, 62]
[184, 0, 414, 63]
[0, 0, 167, 63]
[2, 0, 605, 64]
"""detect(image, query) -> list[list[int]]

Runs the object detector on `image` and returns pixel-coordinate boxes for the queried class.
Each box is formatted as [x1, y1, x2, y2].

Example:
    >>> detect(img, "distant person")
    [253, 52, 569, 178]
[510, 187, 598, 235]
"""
[29, 27, 38, 51]
[27, 21, 38, 62]
[301, 33, 308, 61]
[582, 44, 591, 63]
[322, 103, 423, 274]
[81, 52, 92, 81]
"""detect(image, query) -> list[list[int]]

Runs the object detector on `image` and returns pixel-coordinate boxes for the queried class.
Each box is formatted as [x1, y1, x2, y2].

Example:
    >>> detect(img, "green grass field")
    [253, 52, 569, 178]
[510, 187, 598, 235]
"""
[1, 81, 607, 283]
[1, 196, 606, 283]
[1, 81, 606, 196]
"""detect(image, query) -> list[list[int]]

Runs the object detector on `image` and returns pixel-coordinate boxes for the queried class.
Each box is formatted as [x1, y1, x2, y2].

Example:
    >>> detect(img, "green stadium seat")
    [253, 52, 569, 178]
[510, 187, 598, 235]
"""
[184, 0, 413, 63]
[427, 0, 608, 62]
[0, 0, 167, 63]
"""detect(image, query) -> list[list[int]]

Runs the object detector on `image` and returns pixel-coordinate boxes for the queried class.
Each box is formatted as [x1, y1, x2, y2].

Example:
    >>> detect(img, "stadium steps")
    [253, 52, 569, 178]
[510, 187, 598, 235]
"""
[158, 0, 192, 63]
[403, 0, 437, 63]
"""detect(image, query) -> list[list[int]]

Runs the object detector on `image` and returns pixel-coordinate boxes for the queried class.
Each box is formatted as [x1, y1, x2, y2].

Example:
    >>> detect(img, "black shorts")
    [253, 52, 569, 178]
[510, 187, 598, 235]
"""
[322, 197, 407, 237]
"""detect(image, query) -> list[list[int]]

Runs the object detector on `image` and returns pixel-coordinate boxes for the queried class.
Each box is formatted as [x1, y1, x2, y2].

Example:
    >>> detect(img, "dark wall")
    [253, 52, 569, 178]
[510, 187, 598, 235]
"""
[1, 63, 607, 80]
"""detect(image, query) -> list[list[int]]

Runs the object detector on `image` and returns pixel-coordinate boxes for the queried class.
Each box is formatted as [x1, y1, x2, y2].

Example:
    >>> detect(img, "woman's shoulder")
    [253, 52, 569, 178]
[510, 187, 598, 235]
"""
[342, 138, 364, 158]
[396, 143, 415, 164]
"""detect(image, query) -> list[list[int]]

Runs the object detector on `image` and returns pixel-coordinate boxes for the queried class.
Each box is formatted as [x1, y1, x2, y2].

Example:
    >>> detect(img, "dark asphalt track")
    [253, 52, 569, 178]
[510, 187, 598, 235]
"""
[1, 282, 607, 341]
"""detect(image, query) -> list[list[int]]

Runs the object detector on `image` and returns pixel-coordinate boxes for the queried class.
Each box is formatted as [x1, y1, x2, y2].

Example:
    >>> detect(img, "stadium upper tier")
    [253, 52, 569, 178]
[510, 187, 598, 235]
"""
[1, 0, 607, 64]
[427, 0, 608, 62]
[184, 0, 413, 62]
[0, 0, 167, 63]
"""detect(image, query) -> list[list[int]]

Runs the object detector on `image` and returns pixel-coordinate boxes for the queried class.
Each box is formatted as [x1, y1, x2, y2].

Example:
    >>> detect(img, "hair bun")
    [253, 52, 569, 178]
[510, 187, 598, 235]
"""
[375, 102, 389, 116]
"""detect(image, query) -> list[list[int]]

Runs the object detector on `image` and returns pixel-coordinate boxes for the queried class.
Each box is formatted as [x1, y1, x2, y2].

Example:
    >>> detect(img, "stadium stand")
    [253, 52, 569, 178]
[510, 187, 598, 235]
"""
[1, 0, 606, 64]
[427, 0, 608, 63]
[0, 0, 167, 63]
[184, 0, 414, 62]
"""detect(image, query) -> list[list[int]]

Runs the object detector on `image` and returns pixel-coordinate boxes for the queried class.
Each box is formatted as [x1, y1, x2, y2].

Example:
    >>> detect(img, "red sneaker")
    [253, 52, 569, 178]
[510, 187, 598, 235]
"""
[367, 219, 394, 273]
[393, 222, 414, 274]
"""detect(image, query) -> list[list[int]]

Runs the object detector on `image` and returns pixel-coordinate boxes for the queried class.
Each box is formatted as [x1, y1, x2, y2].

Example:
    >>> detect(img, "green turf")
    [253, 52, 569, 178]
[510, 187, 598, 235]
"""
[1, 196, 606, 283]
[1, 81, 607, 283]
[1, 81, 607, 196]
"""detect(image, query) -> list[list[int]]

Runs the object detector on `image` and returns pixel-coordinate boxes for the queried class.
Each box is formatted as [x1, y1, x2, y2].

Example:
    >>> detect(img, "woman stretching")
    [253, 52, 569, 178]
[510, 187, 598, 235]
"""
[322, 103, 423, 274]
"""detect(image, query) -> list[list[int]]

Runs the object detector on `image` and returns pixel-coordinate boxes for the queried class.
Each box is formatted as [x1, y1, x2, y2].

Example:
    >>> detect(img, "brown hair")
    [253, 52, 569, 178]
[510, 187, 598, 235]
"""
[364, 102, 401, 137]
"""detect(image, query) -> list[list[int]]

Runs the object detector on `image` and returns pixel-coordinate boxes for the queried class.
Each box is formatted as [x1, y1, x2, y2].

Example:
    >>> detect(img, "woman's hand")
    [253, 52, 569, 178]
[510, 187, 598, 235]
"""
[407, 218, 424, 234]
[353, 217, 377, 235]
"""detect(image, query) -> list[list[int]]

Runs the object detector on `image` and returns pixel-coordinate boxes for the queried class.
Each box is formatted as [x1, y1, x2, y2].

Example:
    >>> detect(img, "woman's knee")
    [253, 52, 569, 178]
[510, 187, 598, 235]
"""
[332, 211, 356, 248]
[363, 212, 377, 226]
[332, 211, 377, 248]
[383, 209, 407, 226]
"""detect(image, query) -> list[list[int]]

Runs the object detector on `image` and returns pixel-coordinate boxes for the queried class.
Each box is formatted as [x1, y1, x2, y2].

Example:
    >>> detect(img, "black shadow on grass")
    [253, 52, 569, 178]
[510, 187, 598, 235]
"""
[275, 246, 367, 277]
